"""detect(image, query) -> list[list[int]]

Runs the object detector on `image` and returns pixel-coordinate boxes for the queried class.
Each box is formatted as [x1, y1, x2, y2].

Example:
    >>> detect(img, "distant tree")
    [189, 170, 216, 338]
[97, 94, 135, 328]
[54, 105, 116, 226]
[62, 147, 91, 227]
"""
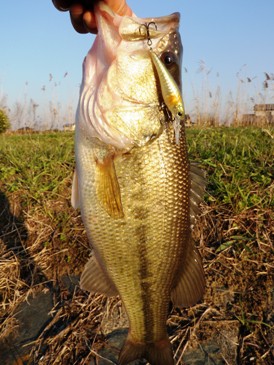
[0, 109, 10, 133]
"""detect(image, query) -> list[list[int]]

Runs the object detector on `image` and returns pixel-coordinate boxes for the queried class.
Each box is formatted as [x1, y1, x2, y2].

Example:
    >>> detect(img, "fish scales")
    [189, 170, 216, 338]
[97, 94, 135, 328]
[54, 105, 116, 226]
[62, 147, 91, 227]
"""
[77, 124, 190, 341]
[73, 3, 205, 365]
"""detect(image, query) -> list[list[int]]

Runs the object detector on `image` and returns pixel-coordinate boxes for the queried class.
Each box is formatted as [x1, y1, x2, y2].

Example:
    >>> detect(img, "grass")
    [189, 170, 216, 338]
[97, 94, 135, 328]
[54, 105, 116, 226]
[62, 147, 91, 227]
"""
[0, 127, 273, 364]
[187, 127, 273, 211]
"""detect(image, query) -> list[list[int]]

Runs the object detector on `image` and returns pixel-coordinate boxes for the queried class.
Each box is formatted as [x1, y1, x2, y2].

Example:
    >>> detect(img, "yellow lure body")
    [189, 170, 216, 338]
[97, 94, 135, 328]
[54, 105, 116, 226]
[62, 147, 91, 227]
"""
[149, 50, 185, 119]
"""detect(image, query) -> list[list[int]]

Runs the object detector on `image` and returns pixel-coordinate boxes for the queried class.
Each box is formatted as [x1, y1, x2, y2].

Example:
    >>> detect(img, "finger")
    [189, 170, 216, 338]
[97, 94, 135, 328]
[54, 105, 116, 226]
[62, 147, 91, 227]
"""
[70, 4, 89, 33]
[105, 0, 132, 16]
[83, 11, 98, 33]
[52, 0, 74, 11]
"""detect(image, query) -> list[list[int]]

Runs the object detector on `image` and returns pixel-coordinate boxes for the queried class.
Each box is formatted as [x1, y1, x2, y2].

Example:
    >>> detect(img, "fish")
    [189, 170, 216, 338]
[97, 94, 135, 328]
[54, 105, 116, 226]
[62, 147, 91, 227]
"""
[71, 2, 206, 365]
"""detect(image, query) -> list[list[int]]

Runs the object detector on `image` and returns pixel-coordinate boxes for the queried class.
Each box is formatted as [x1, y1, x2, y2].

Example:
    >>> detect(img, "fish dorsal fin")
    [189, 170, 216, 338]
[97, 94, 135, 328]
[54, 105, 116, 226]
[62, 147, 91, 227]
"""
[71, 169, 80, 209]
[80, 255, 118, 296]
[189, 163, 206, 227]
[95, 155, 124, 219]
[171, 238, 205, 307]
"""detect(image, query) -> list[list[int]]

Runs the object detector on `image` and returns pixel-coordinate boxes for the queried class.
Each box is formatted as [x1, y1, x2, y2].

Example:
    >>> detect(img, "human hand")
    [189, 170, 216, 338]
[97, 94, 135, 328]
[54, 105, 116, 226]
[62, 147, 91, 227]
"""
[52, 0, 132, 33]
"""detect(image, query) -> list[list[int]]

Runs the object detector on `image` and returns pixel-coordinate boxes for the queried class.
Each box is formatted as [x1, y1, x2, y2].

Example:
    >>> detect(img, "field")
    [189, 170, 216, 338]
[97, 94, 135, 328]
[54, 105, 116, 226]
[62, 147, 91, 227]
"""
[0, 127, 273, 364]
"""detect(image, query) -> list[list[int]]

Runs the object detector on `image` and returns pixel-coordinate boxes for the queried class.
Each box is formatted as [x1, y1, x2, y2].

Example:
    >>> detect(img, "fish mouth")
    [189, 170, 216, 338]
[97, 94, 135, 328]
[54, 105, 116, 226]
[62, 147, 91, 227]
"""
[95, 1, 116, 26]
[78, 3, 182, 150]
[95, 2, 180, 44]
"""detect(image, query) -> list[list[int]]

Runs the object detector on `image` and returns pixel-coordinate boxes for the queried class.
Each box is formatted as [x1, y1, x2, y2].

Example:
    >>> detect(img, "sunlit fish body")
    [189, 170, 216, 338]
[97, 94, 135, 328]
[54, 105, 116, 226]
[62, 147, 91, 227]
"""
[72, 3, 206, 365]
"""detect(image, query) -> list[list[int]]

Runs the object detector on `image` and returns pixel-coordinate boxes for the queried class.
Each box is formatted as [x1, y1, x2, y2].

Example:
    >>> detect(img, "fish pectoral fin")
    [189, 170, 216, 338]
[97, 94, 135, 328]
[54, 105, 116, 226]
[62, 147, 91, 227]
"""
[80, 255, 118, 296]
[71, 169, 80, 209]
[189, 162, 207, 227]
[95, 155, 124, 219]
[171, 238, 205, 307]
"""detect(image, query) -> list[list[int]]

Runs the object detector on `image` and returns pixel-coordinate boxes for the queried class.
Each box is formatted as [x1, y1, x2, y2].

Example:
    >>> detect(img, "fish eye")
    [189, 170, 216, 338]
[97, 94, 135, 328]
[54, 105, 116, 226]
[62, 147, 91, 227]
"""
[161, 52, 176, 66]
[178, 111, 183, 117]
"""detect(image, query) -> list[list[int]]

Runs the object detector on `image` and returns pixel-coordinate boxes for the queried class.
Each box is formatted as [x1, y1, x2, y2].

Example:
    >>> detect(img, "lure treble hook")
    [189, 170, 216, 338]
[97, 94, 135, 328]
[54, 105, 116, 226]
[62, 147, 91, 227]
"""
[139, 21, 157, 48]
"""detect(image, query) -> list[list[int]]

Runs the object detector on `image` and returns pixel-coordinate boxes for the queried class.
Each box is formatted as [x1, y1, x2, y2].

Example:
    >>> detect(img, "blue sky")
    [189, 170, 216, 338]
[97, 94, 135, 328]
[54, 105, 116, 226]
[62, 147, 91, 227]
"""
[0, 1, 274, 128]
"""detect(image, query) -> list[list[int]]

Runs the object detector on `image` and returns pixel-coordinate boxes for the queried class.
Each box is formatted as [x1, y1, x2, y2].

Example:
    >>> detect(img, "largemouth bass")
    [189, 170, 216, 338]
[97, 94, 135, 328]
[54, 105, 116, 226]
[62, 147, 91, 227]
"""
[72, 3, 206, 365]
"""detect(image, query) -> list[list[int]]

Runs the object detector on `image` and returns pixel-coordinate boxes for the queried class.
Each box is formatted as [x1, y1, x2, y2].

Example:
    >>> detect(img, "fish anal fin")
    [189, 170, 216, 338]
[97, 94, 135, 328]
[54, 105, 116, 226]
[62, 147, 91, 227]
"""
[119, 335, 173, 365]
[95, 155, 124, 219]
[71, 169, 80, 209]
[171, 239, 205, 307]
[80, 255, 118, 296]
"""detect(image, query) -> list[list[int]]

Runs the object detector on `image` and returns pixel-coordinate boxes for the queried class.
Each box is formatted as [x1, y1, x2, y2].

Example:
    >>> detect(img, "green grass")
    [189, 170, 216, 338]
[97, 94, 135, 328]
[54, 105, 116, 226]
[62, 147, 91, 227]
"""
[1, 127, 273, 211]
[0, 132, 74, 196]
[187, 127, 274, 211]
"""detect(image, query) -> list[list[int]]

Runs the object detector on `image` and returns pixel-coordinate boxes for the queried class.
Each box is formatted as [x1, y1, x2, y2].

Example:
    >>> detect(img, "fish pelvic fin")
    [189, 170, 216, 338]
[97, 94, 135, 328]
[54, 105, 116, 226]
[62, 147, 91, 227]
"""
[80, 255, 118, 296]
[171, 238, 205, 307]
[71, 169, 80, 209]
[119, 336, 174, 365]
[95, 154, 124, 219]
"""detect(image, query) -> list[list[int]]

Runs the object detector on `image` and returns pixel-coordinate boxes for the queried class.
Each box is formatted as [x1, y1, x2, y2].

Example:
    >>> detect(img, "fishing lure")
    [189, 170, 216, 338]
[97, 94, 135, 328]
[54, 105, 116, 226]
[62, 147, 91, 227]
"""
[139, 21, 185, 143]
[149, 50, 185, 143]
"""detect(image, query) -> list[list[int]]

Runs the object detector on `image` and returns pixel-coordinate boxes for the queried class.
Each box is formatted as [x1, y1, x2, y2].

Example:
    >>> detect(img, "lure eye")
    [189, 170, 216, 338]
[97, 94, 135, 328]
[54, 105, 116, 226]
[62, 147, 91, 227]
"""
[161, 52, 176, 66]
